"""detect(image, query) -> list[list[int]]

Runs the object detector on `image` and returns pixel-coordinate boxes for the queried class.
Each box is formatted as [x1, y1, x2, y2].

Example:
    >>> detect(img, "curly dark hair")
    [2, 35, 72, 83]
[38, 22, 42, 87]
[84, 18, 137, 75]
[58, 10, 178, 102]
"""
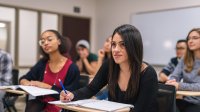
[39, 29, 68, 60]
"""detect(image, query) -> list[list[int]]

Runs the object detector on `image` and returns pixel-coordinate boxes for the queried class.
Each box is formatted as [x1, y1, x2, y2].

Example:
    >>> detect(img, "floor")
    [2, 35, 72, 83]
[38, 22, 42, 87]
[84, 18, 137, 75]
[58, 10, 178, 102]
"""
[5, 95, 26, 112]
[15, 95, 26, 112]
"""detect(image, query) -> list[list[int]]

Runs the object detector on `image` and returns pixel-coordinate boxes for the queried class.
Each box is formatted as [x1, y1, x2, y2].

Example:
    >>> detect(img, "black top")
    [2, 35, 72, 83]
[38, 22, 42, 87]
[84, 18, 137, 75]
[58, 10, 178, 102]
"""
[20, 58, 80, 100]
[72, 61, 158, 112]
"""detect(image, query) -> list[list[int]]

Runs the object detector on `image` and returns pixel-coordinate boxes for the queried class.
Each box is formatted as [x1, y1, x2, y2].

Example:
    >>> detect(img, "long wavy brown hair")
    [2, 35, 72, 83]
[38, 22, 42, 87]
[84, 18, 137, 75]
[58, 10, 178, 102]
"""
[184, 28, 200, 73]
[108, 24, 143, 101]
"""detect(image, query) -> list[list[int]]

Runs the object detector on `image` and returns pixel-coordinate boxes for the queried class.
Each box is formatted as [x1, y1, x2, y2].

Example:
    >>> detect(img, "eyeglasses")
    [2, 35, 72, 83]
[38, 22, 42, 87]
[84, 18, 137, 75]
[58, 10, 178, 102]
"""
[187, 36, 200, 41]
[111, 41, 126, 49]
[176, 47, 186, 50]
[38, 36, 56, 46]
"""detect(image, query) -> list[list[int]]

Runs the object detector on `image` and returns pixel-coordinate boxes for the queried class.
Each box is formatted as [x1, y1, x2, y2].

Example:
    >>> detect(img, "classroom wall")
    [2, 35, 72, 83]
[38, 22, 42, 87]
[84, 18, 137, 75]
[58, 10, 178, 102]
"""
[0, 0, 97, 51]
[95, 0, 200, 52]
[1, 0, 200, 63]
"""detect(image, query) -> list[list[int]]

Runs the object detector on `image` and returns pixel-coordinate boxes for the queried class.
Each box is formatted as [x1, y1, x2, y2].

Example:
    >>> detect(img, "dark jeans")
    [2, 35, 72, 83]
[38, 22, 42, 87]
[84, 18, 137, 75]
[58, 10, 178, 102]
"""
[176, 99, 200, 112]
[25, 99, 46, 112]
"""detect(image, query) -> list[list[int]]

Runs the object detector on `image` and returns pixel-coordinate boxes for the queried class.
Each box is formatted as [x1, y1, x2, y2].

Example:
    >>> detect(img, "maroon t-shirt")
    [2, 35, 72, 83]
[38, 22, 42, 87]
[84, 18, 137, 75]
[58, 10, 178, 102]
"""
[42, 59, 72, 112]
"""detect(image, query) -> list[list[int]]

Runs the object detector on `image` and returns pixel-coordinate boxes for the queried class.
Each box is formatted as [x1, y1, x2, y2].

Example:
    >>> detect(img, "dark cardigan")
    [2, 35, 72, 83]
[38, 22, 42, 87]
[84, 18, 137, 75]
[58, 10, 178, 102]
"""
[20, 58, 80, 100]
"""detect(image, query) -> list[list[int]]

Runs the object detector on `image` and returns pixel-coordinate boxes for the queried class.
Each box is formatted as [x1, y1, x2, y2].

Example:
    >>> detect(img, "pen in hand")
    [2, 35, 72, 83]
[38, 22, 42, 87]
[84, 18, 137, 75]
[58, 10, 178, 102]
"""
[59, 79, 67, 94]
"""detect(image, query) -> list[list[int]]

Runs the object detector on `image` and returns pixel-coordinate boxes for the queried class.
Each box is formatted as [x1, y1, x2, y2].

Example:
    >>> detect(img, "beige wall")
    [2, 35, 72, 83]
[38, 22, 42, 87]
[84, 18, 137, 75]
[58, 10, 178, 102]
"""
[95, 0, 200, 51]
[1, 0, 200, 54]
[0, 0, 97, 51]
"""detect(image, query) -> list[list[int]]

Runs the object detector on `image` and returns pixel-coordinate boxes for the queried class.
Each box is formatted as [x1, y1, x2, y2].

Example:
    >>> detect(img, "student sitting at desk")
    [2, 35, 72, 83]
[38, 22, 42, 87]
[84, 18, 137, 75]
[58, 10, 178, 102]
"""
[75, 39, 98, 76]
[60, 24, 158, 112]
[0, 49, 12, 112]
[166, 28, 200, 112]
[20, 30, 80, 112]
[159, 39, 187, 82]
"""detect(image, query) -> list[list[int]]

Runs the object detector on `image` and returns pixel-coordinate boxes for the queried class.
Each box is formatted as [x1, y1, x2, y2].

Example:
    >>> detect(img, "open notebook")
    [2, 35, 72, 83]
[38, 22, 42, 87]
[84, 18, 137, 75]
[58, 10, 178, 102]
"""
[49, 99, 134, 112]
[0, 85, 58, 96]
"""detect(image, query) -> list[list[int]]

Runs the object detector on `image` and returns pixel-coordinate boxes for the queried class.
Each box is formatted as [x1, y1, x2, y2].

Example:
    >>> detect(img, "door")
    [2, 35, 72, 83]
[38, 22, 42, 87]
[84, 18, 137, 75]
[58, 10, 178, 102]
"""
[62, 16, 90, 61]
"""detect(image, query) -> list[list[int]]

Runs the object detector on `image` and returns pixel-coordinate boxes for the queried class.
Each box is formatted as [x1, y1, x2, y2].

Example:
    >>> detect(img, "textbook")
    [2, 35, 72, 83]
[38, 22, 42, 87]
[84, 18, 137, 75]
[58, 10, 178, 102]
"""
[0, 85, 58, 96]
[49, 99, 134, 111]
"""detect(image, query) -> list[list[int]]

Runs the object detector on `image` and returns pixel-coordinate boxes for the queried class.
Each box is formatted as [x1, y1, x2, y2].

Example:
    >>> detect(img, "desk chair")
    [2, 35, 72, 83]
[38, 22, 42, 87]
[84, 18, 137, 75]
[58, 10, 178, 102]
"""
[157, 83, 176, 112]
[79, 75, 89, 89]
[3, 69, 19, 112]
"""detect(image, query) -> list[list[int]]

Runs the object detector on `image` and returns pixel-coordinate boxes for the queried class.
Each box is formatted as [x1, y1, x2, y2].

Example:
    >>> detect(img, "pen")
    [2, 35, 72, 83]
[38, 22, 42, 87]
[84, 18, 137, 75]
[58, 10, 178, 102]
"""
[58, 79, 67, 94]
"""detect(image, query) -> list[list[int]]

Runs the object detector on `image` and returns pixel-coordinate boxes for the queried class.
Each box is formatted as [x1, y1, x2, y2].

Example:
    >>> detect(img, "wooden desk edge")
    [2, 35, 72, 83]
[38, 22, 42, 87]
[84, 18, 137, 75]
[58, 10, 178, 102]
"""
[56, 104, 130, 112]
[176, 91, 200, 96]
[3, 89, 27, 95]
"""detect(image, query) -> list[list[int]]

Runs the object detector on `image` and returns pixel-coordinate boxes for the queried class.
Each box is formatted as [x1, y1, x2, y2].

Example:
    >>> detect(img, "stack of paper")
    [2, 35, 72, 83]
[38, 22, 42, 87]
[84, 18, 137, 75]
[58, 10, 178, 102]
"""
[0, 85, 58, 96]
[49, 99, 134, 111]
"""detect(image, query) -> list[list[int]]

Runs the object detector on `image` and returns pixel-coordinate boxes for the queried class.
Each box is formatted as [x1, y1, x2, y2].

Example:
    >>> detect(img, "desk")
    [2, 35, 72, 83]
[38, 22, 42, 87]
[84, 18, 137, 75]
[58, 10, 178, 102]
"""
[0, 88, 27, 95]
[56, 104, 130, 112]
[177, 91, 200, 96]
[4, 89, 27, 95]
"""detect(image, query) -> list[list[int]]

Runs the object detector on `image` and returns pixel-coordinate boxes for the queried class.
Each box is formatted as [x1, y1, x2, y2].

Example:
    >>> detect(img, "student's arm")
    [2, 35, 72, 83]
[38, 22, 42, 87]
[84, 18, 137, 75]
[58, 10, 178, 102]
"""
[20, 59, 46, 85]
[159, 58, 177, 82]
[133, 66, 158, 112]
[162, 58, 177, 75]
[0, 53, 13, 86]
[96, 49, 105, 74]
[159, 72, 168, 82]
[72, 61, 109, 100]
[178, 82, 200, 91]
[168, 59, 184, 81]
[82, 58, 97, 75]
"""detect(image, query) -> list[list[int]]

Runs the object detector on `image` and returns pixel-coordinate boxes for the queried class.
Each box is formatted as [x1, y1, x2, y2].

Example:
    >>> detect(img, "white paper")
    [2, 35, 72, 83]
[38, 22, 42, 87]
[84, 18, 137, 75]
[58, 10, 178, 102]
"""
[81, 100, 133, 111]
[49, 99, 133, 111]
[18, 85, 58, 96]
[49, 99, 98, 106]
[0, 85, 19, 90]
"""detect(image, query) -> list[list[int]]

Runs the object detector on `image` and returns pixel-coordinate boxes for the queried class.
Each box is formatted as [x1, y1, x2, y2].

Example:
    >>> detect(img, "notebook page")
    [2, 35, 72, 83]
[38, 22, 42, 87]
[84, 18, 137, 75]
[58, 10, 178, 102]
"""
[19, 85, 58, 96]
[81, 100, 134, 111]
[49, 99, 98, 106]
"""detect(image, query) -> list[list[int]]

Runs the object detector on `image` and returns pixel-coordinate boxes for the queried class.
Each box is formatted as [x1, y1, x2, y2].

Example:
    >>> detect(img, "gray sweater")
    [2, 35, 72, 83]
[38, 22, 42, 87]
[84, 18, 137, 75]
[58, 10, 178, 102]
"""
[169, 58, 200, 105]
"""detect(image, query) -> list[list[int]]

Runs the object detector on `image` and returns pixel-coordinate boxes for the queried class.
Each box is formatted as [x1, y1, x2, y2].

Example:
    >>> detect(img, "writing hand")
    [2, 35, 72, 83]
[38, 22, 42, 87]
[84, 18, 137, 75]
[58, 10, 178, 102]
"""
[60, 90, 74, 103]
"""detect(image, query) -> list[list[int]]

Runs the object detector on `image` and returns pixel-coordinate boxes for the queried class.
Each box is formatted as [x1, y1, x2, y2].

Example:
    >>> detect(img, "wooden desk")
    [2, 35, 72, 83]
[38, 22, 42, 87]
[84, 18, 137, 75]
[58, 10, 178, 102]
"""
[56, 104, 130, 112]
[177, 91, 200, 96]
[4, 89, 27, 95]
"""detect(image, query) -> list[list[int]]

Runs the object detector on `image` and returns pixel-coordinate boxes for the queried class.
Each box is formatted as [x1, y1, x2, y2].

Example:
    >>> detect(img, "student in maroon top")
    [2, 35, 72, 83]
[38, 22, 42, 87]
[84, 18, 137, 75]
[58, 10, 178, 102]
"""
[20, 30, 80, 112]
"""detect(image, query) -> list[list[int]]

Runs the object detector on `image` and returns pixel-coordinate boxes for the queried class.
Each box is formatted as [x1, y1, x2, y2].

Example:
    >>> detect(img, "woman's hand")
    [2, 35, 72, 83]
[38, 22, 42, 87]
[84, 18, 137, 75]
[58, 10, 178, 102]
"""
[166, 79, 179, 90]
[60, 90, 74, 103]
[20, 79, 32, 86]
[98, 49, 105, 59]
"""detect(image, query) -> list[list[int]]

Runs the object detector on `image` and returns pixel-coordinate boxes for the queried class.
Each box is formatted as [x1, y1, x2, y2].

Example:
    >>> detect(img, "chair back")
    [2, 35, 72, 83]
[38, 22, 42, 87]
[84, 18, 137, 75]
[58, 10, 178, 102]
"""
[12, 69, 19, 85]
[157, 83, 176, 112]
[3, 69, 19, 112]
[79, 75, 89, 89]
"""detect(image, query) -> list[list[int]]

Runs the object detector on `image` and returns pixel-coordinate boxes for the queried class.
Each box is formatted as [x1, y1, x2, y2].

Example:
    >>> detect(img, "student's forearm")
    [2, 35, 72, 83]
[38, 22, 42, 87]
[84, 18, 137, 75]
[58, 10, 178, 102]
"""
[179, 82, 200, 91]
[20, 79, 31, 85]
[159, 72, 168, 82]
[83, 58, 96, 75]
